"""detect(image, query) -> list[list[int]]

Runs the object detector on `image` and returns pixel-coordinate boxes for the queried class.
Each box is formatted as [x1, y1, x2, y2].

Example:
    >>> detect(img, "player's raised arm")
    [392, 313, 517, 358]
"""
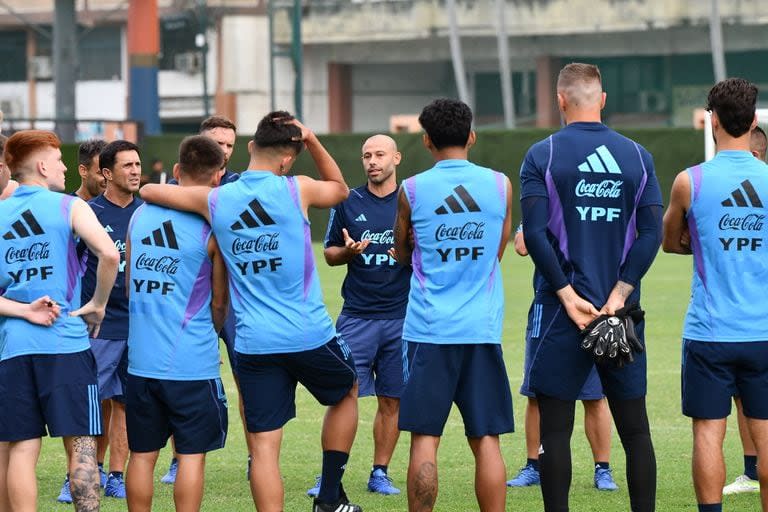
[393, 185, 413, 266]
[139, 180, 212, 223]
[69, 198, 120, 337]
[662, 170, 693, 254]
[289, 118, 349, 212]
[208, 235, 229, 333]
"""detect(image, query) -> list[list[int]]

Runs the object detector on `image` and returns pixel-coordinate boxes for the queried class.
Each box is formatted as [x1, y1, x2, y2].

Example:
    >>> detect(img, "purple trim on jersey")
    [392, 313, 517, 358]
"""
[286, 176, 301, 209]
[404, 178, 426, 290]
[208, 187, 220, 223]
[687, 211, 706, 287]
[228, 272, 243, 304]
[543, 136, 570, 261]
[620, 143, 649, 265]
[303, 221, 314, 299]
[200, 222, 211, 246]
[181, 258, 212, 330]
[689, 165, 703, 201]
[494, 172, 506, 204]
[544, 171, 569, 262]
[60, 195, 80, 303]
[127, 204, 145, 238]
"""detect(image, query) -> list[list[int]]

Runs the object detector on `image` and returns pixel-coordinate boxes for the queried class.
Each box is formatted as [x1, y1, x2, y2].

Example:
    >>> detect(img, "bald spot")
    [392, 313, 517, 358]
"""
[557, 78, 603, 108]
[362, 134, 397, 154]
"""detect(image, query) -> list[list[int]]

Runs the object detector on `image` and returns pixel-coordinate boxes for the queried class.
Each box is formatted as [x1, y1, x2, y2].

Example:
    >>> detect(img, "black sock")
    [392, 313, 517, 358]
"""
[595, 462, 610, 471]
[608, 397, 656, 512]
[744, 455, 758, 480]
[372, 464, 388, 476]
[318, 450, 349, 503]
[108, 471, 123, 480]
[697, 504, 722, 512]
[97, 462, 104, 470]
[171, 457, 178, 465]
[527, 458, 539, 471]
[538, 395, 576, 512]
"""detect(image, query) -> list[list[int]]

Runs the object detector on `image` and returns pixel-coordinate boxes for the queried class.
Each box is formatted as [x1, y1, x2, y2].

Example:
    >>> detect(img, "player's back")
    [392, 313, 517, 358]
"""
[685, 151, 768, 341]
[208, 170, 335, 354]
[127, 203, 220, 379]
[522, 122, 661, 306]
[0, 186, 88, 359]
[403, 160, 506, 344]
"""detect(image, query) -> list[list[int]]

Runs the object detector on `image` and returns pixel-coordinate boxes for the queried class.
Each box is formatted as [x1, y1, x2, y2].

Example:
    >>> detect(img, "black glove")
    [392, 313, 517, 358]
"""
[581, 304, 645, 368]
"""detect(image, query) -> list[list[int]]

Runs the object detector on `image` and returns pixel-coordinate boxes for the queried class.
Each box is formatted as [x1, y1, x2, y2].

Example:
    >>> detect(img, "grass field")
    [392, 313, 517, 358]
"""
[36, 246, 759, 511]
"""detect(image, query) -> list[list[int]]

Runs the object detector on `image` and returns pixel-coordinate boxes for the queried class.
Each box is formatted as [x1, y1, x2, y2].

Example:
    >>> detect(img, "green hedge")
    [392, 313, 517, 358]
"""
[63, 128, 705, 240]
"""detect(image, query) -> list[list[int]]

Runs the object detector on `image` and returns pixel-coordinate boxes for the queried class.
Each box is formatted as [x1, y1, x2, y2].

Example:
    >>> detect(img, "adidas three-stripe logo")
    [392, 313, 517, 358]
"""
[578, 145, 622, 174]
[141, 220, 179, 250]
[721, 180, 764, 208]
[3, 210, 45, 240]
[231, 199, 276, 230]
[434, 185, 481, 215]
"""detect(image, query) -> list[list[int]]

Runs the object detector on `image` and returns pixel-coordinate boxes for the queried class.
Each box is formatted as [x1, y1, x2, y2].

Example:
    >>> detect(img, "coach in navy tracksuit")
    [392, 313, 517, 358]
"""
[310, 134, 411, 496]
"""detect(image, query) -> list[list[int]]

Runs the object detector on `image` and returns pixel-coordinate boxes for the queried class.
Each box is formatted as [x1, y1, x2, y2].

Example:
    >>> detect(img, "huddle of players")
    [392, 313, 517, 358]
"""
[0, 63, 766, 512]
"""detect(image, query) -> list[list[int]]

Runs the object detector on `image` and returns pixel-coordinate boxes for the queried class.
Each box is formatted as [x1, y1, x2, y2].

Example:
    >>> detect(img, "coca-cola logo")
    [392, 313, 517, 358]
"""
[361, 229, 394, 245]
[5, 242, 50, 264]
[435, 222, 485, 241]
[135, 252, 180, 274]
[718, 213, 765, 232]
[114, 239, 126, 253]
[575, 179, 622, 198]
[232, 234, 280, 255]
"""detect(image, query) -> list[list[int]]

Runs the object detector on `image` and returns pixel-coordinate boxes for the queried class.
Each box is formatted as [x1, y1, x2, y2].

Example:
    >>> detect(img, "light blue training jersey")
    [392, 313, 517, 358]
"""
[207, 171, 335, 354]
[127, 204, 220, 380]
[0, 186, 88, 360]
[684, 150, 768, 342]
[402, 159, 507, 344]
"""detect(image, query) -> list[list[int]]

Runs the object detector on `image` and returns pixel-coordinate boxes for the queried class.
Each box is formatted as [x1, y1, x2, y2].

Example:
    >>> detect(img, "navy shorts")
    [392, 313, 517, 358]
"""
[219, 309, 237, 374]
[528, 301, 647, 401]
[682, 339, 768, 419]
[399, 342, 514, 438]
[90, 338, 128, 402]
[520, 303, 604, 400]
[0, 350, 102, 441]
[337, 314, 405, 398]
[235, 337, 357, 432]
[126, 375, 228, 454]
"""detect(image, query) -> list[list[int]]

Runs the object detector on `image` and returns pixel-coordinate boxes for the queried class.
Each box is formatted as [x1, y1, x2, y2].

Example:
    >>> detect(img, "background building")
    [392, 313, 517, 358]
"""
[0, 0, 765, 137]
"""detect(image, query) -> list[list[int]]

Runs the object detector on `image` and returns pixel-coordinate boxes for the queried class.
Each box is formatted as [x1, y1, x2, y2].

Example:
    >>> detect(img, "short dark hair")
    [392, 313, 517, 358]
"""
[707, 78, 758, 138]
[99, 140, 140, 172]
[200, 115, 236, 134]
[78, 139, 107, 167]
[252, 111, 303, 155]
[418, 98, 473, 150]
[178, 135, 225, 180]
[751, 126, 767, 160]
[0, 134, 7, 158]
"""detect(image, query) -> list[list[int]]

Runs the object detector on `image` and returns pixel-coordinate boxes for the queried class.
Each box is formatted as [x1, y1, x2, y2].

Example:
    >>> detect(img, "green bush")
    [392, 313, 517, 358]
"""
[64, 128, 705, 239]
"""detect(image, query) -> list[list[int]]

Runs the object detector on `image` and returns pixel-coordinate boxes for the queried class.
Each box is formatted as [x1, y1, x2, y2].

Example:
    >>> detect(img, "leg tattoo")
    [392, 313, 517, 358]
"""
[70, 436, 100, 512]
[413, 462, 437, 511]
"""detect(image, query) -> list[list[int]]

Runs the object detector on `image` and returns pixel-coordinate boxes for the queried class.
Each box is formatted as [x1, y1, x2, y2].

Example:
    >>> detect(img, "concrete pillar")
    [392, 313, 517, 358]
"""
[54, 0, 77, 142]
[127, 0, 161, 135]
[536, 56, 561, 128]
[328, 62, 351, 133]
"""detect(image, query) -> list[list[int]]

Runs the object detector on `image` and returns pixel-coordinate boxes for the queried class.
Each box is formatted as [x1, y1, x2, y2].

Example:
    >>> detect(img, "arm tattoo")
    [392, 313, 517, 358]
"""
[69, 436, 100, 512]
[615, 280, 634, 299]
